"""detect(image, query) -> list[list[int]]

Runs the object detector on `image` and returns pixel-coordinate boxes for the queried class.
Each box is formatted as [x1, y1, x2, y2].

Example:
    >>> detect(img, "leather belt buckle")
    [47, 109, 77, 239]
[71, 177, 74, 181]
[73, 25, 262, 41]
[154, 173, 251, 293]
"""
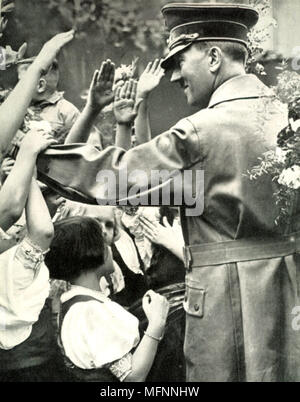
[183, 246, 193, 272]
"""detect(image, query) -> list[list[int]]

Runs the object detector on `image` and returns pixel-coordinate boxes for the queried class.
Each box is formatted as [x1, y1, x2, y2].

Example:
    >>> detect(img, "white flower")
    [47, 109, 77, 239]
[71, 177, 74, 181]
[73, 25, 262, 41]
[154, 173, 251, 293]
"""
[278, 165, 300, 189]
[290, 118, 300, 132]
[275, 147, 288, 164]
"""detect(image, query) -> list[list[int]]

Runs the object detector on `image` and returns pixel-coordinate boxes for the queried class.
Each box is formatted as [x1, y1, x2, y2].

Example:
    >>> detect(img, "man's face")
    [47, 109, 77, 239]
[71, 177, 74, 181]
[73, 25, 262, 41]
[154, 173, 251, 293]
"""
[170, 45, 214, 108]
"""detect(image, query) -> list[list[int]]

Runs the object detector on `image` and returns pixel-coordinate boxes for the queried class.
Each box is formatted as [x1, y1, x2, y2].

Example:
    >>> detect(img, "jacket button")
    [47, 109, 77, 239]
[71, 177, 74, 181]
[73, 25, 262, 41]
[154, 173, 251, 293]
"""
[290, 236, 296, 243]
[194, 304, 200, 312]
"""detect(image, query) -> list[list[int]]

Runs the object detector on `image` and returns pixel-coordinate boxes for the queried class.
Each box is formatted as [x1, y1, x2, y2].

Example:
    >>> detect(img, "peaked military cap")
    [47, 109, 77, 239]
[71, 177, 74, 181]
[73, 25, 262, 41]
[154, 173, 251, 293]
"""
[161, 2, 259, 70]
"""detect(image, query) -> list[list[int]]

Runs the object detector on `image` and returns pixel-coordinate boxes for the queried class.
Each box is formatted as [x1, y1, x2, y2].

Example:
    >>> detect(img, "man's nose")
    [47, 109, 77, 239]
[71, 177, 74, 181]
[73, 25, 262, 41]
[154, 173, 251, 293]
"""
[170, 67, 182, 83]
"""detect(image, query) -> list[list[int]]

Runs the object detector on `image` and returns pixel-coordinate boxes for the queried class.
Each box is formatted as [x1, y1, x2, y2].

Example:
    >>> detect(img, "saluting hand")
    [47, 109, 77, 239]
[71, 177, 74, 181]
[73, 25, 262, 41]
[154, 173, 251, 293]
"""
[114, 79, 142, 125]
[33, 30, 75, 74]
[137, 59, 165, 100]
[87, 59, 115, 111]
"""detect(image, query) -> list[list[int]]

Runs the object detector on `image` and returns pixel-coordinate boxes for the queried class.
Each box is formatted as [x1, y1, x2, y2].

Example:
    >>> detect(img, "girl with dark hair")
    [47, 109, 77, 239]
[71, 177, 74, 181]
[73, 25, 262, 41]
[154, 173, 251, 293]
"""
[45, 216, 169, 382]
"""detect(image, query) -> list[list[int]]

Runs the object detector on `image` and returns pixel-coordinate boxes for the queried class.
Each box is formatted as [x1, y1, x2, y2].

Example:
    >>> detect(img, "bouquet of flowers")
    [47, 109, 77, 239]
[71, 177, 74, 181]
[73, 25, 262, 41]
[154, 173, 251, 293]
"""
[248, 74, 300, 225]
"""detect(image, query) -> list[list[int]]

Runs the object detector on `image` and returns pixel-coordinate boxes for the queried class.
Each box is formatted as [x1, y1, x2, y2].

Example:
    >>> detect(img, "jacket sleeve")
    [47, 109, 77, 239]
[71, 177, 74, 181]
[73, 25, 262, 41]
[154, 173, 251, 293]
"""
[37, 118, 203, 205]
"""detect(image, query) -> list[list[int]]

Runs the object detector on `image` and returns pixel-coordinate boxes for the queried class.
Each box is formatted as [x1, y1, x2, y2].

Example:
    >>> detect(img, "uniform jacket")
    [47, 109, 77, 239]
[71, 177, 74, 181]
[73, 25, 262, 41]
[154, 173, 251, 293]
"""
[37, 74, 300, 381]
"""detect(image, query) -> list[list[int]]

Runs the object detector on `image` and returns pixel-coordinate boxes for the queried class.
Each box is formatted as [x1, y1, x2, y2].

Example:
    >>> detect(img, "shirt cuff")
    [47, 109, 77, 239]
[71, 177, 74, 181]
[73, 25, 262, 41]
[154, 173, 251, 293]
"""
[14, 237, 49, 271]
[109, 352, 133, 382]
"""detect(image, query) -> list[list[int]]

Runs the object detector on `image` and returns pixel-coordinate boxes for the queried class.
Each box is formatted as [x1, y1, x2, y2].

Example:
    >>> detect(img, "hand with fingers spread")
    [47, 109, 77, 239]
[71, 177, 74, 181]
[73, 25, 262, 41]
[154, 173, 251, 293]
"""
[137, 59, 165, 100]
[114, 79, 140, 125]
[33, 30, 75, 74]
[139, 215, 173, 246]
[140, 215, 185, 261]
[87, 59, 115, 111]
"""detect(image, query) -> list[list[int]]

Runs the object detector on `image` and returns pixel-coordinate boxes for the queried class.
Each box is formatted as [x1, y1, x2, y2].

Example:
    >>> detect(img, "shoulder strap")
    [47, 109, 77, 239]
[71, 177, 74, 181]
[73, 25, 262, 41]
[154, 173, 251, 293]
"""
[60, 294, 103, 326]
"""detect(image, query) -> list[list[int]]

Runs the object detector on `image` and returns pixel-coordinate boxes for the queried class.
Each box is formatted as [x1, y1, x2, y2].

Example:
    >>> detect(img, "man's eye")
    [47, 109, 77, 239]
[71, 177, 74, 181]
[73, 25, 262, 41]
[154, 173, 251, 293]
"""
[106, 222, 114, 229]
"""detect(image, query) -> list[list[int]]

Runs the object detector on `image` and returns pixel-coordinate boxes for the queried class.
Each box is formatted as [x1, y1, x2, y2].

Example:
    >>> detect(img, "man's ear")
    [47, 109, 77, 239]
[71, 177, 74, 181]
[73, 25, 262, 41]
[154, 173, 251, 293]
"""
[208, 46, 222, 73]
[37, 78, 47, 94]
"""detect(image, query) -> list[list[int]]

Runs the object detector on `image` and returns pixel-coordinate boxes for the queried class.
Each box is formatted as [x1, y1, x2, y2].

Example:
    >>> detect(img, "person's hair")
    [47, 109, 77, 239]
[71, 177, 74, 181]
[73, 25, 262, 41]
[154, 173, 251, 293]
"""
[196, 41, 249, 65]
[45, 216, 107, 281]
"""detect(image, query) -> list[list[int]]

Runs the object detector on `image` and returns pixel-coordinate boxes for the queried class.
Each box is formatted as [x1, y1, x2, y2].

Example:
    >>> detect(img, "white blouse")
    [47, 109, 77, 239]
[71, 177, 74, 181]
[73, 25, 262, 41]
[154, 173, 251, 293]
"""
[60, 285, 140, 381]
[0, 236, 50, 349]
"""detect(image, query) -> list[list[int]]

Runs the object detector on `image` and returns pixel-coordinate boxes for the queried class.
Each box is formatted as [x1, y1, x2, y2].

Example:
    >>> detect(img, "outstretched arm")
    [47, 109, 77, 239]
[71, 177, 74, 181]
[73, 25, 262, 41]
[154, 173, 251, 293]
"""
[0, 130, 57, 232]
[135, 59, 165, 145]
[0, 30, 74, 155]
[26, 178, 54, 252]
[65, 60, 115, 144]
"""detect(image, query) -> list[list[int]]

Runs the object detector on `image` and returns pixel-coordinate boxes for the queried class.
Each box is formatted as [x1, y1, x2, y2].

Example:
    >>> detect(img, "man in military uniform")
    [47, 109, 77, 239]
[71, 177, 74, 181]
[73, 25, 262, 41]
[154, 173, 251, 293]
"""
[37, 3, 300, 381]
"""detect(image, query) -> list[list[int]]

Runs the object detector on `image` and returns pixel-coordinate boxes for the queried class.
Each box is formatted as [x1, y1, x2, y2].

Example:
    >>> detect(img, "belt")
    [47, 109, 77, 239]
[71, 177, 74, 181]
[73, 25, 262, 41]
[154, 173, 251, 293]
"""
[183, 231, 300, 270]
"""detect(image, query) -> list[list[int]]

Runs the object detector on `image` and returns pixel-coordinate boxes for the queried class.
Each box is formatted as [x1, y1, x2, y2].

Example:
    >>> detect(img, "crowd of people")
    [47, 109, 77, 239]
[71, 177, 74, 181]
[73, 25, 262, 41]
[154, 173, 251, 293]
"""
[0, 31, 186, 382]
[1, 1, 300, 383]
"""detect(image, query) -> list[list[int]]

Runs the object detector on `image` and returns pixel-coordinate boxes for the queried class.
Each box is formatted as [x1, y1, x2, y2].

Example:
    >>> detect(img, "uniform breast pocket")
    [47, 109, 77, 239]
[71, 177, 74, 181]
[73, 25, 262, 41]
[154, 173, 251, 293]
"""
[183, 278, 206, 318]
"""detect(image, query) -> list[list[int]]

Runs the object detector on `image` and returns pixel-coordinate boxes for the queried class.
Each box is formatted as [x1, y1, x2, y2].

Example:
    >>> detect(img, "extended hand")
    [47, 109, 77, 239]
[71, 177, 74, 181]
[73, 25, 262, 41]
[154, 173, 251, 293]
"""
[87, 59, 115, 111]
[20, 129, 58, 156]
[33, 30, 75, 74]
[137, 59, 165, 99]
[114, 79, 140, 124]
[140, 215, 175, 247]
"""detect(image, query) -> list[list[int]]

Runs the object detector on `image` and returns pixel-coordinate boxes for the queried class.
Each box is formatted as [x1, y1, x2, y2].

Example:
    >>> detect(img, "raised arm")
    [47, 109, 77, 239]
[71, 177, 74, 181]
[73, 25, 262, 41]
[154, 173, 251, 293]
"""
[124, 290, 169, 382]
[135, 59, 165, 145]
[139, 215, 184, 261]
[65, 60, 115, 144]
[0, 130, 57, 232]
[26, 178, 54, 251]
[0, 30, 74, 155]
[114, 79, 139, 150]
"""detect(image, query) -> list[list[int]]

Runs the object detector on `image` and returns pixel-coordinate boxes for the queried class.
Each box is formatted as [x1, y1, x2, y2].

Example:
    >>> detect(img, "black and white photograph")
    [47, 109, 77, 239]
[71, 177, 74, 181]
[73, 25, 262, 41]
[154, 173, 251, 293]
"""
[0, 0, 299, 387]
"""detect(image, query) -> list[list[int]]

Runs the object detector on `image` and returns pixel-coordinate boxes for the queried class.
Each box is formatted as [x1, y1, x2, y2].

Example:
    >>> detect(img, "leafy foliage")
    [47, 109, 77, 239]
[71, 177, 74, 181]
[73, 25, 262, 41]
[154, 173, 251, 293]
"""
[247, 0, 277, 73]
[0, 0, 15, 38]
[46, 0, 167, 52]
[246, 0, 300, 226]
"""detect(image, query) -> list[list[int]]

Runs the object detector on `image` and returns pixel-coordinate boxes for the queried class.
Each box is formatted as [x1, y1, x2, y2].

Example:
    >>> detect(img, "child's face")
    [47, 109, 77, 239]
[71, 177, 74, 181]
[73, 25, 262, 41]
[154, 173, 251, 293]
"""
[83, 206, 116, 246]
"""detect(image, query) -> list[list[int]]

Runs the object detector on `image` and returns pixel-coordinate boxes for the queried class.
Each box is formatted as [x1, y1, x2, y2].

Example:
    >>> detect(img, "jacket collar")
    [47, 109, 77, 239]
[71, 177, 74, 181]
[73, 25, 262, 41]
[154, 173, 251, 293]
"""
[32, 91, 64, 109]
[208, 74, 274, 108]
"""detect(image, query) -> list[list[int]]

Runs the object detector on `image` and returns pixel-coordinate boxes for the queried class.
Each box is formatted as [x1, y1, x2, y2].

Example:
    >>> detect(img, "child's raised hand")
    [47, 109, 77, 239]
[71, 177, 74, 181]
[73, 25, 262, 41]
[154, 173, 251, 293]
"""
[87, 59, 115, 111]
[33, 30, 75, 74]
[137, 59, 165, 100]
[114, 79, 141, 124]
[20, 130, 57, 156]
